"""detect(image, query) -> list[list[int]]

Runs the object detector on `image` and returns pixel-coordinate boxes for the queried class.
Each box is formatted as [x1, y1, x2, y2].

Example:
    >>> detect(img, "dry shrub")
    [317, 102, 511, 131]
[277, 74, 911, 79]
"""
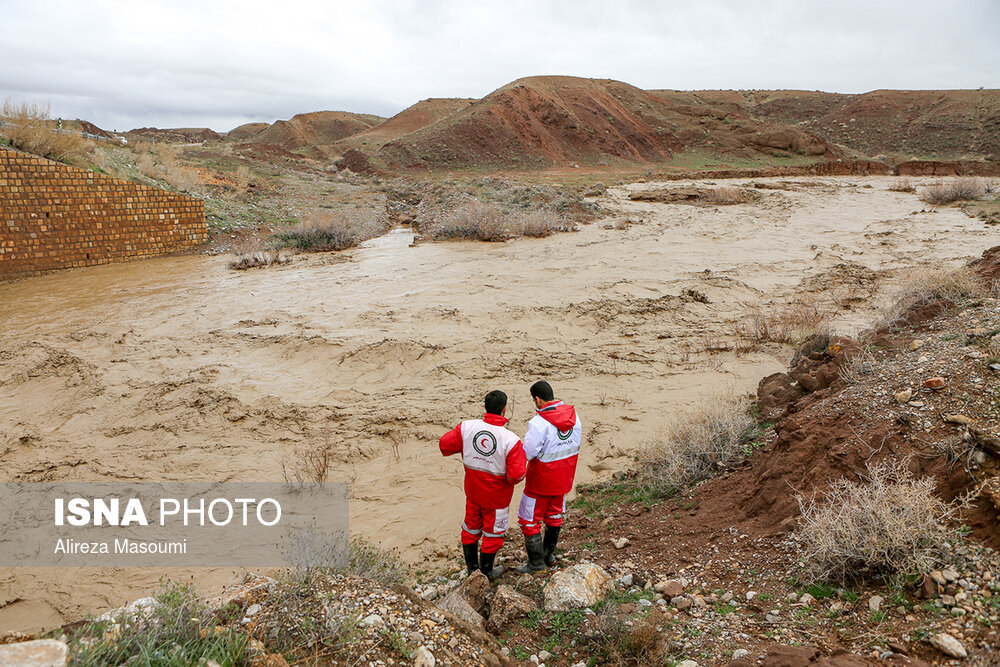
[0, 100, 85, 161]
[838, 348, 876, 384]
[135, 144, 198, 192]
[580, 612, 670, 666]
[919, 177, 986, 205]
[797, 459, 962, 583]
[434, 200, 510, 241]
[887, 178, 916, 193]
[281, 443, 333, 485]
[985, 337, 1000, 364]
[735, 299, 832, 345]
[274, 210, 386, 252]
[878, 266, 986, 328]
[639, 393, 758, 494]
[346, 537, 405, 586]
[227, 235, 288, 270]
[705, 186, 748, 205]
[517, 210, 575, 237]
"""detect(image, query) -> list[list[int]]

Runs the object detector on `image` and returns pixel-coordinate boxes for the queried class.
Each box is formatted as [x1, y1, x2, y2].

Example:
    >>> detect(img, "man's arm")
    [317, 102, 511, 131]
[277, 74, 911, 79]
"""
[439, 424, 463, 456]
[506, 441, 527, 484]
[522, 420, 546, 461]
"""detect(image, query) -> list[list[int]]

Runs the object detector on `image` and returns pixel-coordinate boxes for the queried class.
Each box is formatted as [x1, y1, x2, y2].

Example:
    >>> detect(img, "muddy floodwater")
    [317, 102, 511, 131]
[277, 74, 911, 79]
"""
[0, 176, 993, 632]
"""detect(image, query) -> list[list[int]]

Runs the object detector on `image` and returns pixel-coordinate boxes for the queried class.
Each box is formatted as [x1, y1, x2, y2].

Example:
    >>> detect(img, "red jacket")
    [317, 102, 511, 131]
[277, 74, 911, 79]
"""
[523, 401, 582, 496]
[440, 413, 527, 508]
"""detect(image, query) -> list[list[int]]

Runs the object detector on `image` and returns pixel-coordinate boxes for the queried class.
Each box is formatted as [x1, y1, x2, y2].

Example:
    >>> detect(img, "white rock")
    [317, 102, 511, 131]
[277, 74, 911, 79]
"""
[942, 568, 960, 582]
[614, 537, 630, 549]
[868, 595, 883, 612]
[538, 650, 552, 662]
[0, 639, 68, 667]
[799, 593, 815, 605]
[677, 661, 699, 667]
[543, 562, 613, 611]
[98, 597, 159, 621]
[929, 632, 967, 659]
[245, 603, 262, 617]
[414, 645, 436, 667]
[745, 591, 757, 601]
[638, 599, 653, 607]
[361, 614, 383, 627]
[620, 573, 633, 586]
[733, 649, 750, 660]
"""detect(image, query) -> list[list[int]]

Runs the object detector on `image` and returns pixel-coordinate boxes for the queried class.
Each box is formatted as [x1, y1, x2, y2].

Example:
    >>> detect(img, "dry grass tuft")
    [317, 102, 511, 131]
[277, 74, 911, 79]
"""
[227, 235, 289, 270]
[878, 266, 986, 328]
[735, 299, 833, 345]
[0, 100, 85, 161]
[517, 210, 575, 237]
[639, 393, 759, 494]
[838, 348, 876, 384]
[919, 177, 986, 205]
[797, 459, 963, 583]
[135, 144, 199, 191]
[274, 210, 387, 252]
[433, 200, 510, 241]
[705, 186, 749, 205]
[887, 179, 916, 193]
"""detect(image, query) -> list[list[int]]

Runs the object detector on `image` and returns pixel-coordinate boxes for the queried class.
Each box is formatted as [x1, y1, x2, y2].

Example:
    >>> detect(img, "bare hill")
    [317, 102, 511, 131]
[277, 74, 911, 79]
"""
[331, 98, 475, 154]
[244, 110, 384, 154]
[371, 76, 837, 170]
[126, 127, 223, 143]
[225, 122, 269, 142]
[655, 89, 1000, 161]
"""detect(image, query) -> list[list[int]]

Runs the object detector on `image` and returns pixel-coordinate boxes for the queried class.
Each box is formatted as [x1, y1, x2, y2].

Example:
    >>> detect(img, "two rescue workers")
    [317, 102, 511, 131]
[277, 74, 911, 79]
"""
[438, 381, 582, 579]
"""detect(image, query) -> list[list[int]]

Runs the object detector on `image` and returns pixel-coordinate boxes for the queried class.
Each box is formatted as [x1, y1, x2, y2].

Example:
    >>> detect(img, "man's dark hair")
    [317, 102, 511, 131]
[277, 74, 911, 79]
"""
[484, 390, 507, 416]
[530, 380, 554, 402]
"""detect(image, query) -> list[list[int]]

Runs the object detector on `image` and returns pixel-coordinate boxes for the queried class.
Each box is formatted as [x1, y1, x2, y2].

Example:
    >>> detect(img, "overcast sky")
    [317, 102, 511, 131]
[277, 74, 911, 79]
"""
[2, 0, 998, 133]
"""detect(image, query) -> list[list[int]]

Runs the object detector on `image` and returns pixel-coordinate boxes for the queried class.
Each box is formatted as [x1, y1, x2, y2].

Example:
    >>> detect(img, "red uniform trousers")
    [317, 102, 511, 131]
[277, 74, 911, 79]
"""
[517, 490, 565, 536]
[461, 499, 509, 554]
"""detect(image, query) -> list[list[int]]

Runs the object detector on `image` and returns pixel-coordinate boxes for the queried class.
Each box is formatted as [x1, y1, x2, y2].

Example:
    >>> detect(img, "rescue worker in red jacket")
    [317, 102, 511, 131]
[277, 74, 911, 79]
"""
[516, 380, 582, 573]
[439, 390, 527, 579]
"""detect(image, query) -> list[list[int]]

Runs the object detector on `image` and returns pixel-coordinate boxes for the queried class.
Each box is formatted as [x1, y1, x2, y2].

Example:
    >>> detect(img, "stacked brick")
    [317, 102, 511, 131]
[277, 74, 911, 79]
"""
[0, 146, 207, 277]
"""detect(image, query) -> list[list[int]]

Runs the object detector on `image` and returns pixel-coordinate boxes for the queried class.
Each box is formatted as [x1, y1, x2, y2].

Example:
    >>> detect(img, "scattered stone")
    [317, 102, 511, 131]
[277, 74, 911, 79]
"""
[0, 639, 68, 667]
[620, 573, 634, 586]
[486, 585, 537, 632]
[944, 414, 975, 425]
[638, 598, 653, 607]
[538, 650, 552, 662]
[733, 649, 750, 660]
[436, 590, 484, 629]
[655, 579, 684, 597]
[361, 614, 383, 627]
[923, 377, 946, 390]
[721, 592, 734, 603]
[746, 591, 758, 601]
[909, 339, 925, 351]
[414, 645, 436, 667]
[951, 607, 967, 617]
[98, 597, 160, 621]
[868, 595, 883, 612]
[614, 537, 630, 549]
[929, 632, 967, 659]
[672, 595, 692, 610]
[930, 570, 947, 586]
[543, 563, 612, 611]
[942, 568, 960, 582]
[676, 661, 698, 667]
[799, 593, 815, 605]
[941, 594, 957, 606]
[989, 363, 1000, 371]
[894, 389, 912, 404]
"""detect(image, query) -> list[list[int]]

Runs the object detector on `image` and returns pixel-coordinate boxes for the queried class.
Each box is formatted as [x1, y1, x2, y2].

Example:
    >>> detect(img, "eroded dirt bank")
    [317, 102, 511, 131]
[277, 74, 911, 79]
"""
[0, 176, 993, 632]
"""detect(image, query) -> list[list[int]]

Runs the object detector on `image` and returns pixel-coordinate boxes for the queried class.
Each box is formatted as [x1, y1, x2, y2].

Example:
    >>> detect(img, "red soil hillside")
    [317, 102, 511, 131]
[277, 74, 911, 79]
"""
[656, 89, 1000, 162]
[372, 76, 838, 171]
[243, 110, 385, 156]
[330, 98, 475, 155]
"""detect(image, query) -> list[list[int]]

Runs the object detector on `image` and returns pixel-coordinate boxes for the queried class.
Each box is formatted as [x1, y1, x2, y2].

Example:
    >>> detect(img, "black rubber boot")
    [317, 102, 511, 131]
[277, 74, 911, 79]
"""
[515, 533, 547, 573]
[479, 550, 504, 580]
[543, 525, 561, 566]
[462, 543, 479, 575]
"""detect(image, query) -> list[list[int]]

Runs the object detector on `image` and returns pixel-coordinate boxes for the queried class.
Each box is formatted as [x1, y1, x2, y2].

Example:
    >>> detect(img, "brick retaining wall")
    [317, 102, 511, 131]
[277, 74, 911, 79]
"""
[0, 146, 206, 277]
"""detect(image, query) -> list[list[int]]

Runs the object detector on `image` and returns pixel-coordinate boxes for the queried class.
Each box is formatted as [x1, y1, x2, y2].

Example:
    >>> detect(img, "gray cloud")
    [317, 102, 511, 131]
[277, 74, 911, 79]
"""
[1, 0, 997, 132]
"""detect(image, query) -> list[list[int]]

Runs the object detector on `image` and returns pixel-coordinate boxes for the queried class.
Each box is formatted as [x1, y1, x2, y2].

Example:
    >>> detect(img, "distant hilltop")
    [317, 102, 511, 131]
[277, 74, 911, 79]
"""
[102, 76, 999, 171]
